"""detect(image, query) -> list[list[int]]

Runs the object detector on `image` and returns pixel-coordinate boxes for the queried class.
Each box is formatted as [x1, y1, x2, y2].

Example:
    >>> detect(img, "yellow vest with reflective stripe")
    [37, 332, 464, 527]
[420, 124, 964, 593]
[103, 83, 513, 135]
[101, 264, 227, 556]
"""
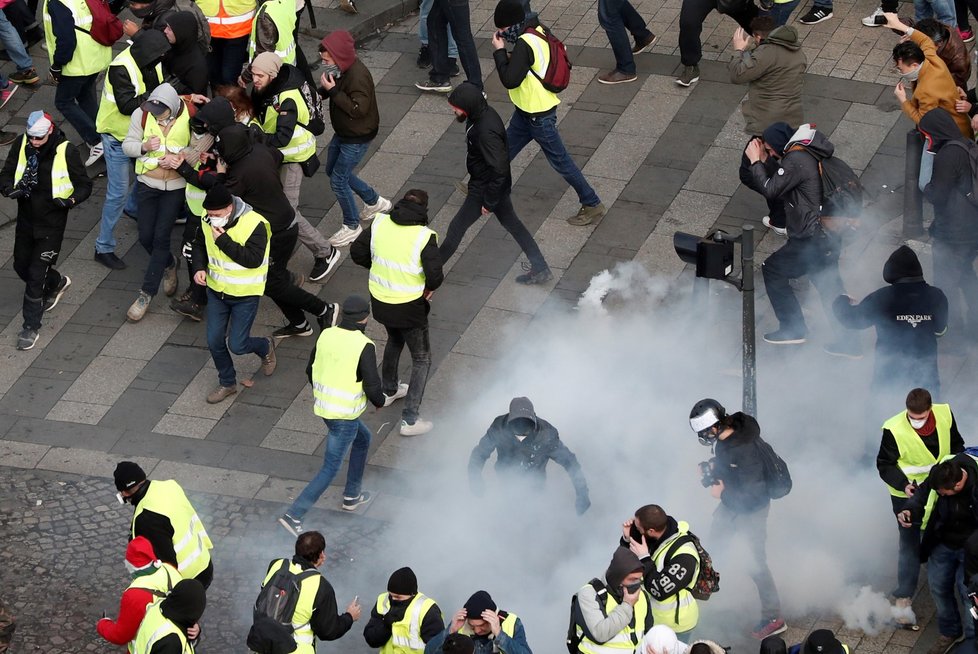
[376, 592, 437, 654]
[131, 480, 213, 581]
[14, 140, 74, 199]
[883, 404, 953, 498]
[648, 523, 699, 633]
[203, 209, 270, 296]
[198, 0, 256, 38]
[124, 564, 182, 654]
[185, 180, 206, 217]
[261, 88, 315, 163]
[509, 29, 559, 114]
[132, 601, 192, 654]
[248, 0, 297, 63]
[135, 109, 192, 175]
[311, 328, 371, 420]
[921, 451, 978, 530]
[261, 559, 323, 654]
[368, 214, 436, 305]
[42, 0, 112, 76]
[97, 48, 163, 141]
[576, 587, 650, 654]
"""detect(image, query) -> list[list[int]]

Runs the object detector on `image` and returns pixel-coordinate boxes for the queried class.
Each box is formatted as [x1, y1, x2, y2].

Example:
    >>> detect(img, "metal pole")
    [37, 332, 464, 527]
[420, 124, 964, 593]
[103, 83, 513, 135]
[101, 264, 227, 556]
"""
[903, 129, 924, 239]
[741, 225, 756, 416]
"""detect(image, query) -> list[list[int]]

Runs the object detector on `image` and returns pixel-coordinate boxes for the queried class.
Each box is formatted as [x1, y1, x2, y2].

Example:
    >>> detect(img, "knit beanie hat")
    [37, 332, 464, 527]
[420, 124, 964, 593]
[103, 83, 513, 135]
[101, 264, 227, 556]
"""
[761, 122, 795, 156]
[463, 590, 496, 617]
[802, 630, 844, 654]
[387, 567, 418, 595]
[126, 536, 158, 571]
[251, 52, 283, 77]
[203, 184, 233, 210]
[494, 0, 526, 27]
[342, 294, 370, 322]
[114, 461, 147, 491]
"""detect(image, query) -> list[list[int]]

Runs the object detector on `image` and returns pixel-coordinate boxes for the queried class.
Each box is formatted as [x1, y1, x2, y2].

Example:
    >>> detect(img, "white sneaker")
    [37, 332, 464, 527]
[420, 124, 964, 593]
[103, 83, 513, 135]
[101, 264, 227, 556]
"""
[762, 215, 787, 237]
[328, 224, 363, 247]
[384, 382, 409, 407]
[861, 6, 885, 26]
[400, 418, 433, 436]
[85, 142, 104, 167]
[360, 196, 392, 222]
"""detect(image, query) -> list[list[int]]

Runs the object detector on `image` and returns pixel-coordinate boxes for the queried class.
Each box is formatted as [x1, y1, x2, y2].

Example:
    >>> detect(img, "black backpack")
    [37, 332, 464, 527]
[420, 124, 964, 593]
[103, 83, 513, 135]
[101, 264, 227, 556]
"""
[755, 436, 792, 499]
[566, 579, 606, 654]
[942, 140, 978, 207]
[787, 144, 863, 217]
[663, 532, 720, 604]
[298, 79, 327, 136]
[246, 560, 319, 654]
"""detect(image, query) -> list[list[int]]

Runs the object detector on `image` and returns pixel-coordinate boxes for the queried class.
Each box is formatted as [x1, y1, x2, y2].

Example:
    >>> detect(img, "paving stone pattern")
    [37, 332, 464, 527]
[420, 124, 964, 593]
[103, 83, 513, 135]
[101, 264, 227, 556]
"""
[0, 1, 975, 652]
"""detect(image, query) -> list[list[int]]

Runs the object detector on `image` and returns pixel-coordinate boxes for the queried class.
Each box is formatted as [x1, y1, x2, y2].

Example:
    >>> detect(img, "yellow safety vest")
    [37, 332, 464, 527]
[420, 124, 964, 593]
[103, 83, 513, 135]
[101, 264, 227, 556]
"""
[260, 88, 316, 163]
[509, 28, 559, 114]
[576, 586, 650, 654]
[376, 592, 437, 654]
[203, 209, 271, 296]
[131, 480, 213, 581]
[135, 108, 192, 175]
[132, 601, 192, 654]
[260, 559, 323, 654]
[197, 0, 256, 39]
[248, 0, 297, 63]
[42, 0, 112, 76]
[921, 452, 978, 530]
[185, 181, 206, 217]
[367, 214, 436, 305]
[883, 404, 953, 498]
[648, 523, 699, 633]
[13, 139, 73, 199]
[96, 48, 163, 141]
[124, 563, 182, 654]
[311, 328, 372, 420]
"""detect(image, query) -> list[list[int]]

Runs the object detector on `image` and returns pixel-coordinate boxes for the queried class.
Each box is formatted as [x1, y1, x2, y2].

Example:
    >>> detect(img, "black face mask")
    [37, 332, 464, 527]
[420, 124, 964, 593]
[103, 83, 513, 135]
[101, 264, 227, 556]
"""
[455, 113, 467, 123]
[130, 4, 153, 17]
[622, 581, 643, 594]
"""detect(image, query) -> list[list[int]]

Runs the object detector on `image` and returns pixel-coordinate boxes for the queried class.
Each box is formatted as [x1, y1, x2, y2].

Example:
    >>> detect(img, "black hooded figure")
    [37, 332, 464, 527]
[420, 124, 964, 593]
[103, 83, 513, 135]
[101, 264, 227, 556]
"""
[920, 107, 978, 333]
[162, 11, 208, 95]
[833, 245, 948, 397]
[438, 81, 552, 285]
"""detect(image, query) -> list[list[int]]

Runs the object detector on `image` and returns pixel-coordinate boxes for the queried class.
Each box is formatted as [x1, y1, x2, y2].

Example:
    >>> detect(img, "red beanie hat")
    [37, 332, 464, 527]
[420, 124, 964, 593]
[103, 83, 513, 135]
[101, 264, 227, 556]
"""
[126, 536, 157, 570]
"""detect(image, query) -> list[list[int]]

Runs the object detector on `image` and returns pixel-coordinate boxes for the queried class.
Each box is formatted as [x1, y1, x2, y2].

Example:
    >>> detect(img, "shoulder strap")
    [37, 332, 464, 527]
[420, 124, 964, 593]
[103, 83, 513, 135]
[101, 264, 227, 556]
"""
[664, 533, 696, 561]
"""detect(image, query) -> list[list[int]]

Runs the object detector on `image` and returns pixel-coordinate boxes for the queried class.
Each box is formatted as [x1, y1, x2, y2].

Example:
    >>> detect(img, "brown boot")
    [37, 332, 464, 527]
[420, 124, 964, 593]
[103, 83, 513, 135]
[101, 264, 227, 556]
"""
[261, 337, 276, 376]
[206, 385, 237, 404]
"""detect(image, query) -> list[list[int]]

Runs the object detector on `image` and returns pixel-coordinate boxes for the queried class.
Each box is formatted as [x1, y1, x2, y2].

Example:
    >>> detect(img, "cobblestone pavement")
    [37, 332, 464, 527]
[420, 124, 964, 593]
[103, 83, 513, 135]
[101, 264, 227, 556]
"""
[0, 0, 977, 652]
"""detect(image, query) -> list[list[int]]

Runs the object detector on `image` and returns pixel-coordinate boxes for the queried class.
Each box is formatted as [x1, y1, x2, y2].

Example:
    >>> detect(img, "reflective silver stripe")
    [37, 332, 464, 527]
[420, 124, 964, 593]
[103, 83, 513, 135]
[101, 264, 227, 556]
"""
[371, 255, 423, 275]
[209, 271, 268, 285]
[275, 42, 296, 59]
[145, 622, 175, 652]
[312, 382, 363, 401]
[186, 188, 206, 200]
[208, 255, 251, 271]
[650, 592, 695, 611]
[314, 397, 367, 415]
[279, 129, 316, 156]
[177, 534, 206, 572]
[901, 464, 934, 475]
[367, 272, 425, 294]
[206, 10, 255, 23]
[522, 32, 549, 77]
[405, 594, 427, 649]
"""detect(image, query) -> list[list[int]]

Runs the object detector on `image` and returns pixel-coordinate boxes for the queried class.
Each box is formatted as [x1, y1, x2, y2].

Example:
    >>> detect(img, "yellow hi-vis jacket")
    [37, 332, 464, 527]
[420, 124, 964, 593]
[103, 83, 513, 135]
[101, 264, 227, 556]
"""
[367, 213, 436, 304]
[131, 480, 213, 580]
[96, 48, 163, 141]
[132, 601, 192, 654]
[42, 0, 112, 76]
[260, 88, 316, 163]
[248, 0, 297, 63]
[311, 328, 372, 420]
[260, 559, 324, 654]
[575, 583, 651, 654]
[509, 27, 560, 114]
[375, 592, 437, 654]
[883, 404, 954, 498]
[13, 139, 74, 199]
[648, 522, 700, 633]
[203, 209, 271, 296]
[135, 108, 192, 175]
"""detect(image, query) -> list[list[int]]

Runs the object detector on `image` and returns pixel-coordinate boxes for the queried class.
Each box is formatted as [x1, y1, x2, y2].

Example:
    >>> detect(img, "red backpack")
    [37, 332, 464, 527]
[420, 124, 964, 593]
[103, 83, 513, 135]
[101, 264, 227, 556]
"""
[523, 25, 572, 93]
[74, 0, 123, 47]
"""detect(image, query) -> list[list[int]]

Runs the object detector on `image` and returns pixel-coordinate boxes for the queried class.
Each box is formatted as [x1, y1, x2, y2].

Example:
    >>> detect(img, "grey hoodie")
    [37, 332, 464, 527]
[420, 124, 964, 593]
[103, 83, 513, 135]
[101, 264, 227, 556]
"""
[575, 548, 651, 645]
[123, 83, 189, 190]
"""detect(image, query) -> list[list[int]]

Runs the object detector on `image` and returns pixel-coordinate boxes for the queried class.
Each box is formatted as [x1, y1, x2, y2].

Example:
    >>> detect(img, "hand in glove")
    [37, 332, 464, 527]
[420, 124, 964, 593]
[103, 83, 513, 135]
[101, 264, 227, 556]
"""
[53, 197, 74, 209]
[5, 188, 25, 199]
[575, 495, 591, 516]
[49, 66, 62, 83]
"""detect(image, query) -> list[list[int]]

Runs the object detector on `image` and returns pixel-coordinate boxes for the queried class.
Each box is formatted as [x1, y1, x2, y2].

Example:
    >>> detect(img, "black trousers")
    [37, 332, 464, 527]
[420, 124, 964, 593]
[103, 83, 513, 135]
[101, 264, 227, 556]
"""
[13, 228, 64, 331]
[180, 208, 208, 305]
[266, 225, 326, 325]
[679, 0, 757, 66]
[739, 146, 786, 229]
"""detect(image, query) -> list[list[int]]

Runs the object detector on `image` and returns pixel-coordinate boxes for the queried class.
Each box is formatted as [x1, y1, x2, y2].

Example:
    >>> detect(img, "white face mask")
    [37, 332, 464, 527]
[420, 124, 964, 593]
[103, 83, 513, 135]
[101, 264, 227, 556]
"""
[208, 212, 231, 229]
[909, 416, 928, 429]
[116, 491, 126, 504]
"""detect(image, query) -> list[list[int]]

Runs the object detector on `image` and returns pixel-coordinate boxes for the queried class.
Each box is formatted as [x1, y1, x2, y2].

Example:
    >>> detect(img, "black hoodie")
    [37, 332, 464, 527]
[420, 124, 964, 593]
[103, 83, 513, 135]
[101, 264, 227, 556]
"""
[350, 198, 444, 328]
[151, 579, 205, 654]
[193, 96, 236, 136]
[107, 30, 170, 118]
[0, 130, 93, 235]
[833, 245, 948, 391]
[907, 453, 978, 559]
[921, 108, 978, 246]
[163, 11, 207, 95]
[447, 83, 511, 212]
[713, 412, 769, 513]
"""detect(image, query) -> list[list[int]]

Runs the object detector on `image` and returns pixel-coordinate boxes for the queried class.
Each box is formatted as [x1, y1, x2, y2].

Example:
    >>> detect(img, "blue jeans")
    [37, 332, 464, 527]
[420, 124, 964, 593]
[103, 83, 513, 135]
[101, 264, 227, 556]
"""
[0, 10, 33, 71]
[205, 289, 269, 387]
[928, 543, 975, 638]
[55, 74, 100, 146]
[599, 0, 653, 75]
[419, 0, 457, 58]
[288, 418, 372, 519]
[96, 135, 134, 254]
[507, 109, 601, 207]
[763, 0, 800, 24]
[325, 137, 378, 228]
[916, 0, 957, 25]
[426, 0, 482, 87]
[207, 34, 249, 88]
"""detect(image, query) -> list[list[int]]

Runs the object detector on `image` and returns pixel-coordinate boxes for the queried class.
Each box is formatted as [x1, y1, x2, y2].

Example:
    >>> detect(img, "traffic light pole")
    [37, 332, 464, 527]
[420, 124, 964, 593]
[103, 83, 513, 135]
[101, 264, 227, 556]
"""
[741, 226, 756, 416]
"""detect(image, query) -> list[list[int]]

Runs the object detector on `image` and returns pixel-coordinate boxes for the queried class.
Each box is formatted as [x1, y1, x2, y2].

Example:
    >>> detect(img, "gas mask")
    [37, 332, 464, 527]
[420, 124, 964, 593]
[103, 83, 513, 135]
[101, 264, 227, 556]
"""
[909, 416, 928, 429]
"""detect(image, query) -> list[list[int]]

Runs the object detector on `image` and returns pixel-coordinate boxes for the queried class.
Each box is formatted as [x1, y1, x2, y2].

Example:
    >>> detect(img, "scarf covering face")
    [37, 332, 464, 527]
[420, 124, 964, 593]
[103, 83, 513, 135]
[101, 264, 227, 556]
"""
[17, 143, 40, 197]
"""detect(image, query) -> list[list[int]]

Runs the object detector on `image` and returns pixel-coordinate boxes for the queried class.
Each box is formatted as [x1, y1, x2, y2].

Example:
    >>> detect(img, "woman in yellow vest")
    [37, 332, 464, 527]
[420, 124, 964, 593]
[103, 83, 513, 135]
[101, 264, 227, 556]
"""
[277, 295, 386, 536]
[363, 567, 444, 653]
[131, 578, 206, 654]
[0, 110, 92, 350]
[190, 184, 275, 404]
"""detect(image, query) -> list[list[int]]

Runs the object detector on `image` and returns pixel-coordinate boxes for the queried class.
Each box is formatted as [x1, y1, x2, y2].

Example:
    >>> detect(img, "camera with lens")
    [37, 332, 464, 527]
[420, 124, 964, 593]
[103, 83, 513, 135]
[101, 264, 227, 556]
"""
[699, 460, 717, 488]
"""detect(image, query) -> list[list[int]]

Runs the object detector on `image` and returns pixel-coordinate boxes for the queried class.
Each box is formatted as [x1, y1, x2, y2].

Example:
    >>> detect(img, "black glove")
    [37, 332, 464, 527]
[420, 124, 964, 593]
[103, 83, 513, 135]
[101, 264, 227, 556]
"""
[53, 197, 74, 209]
[49, 66, 62, 83]
[575, 495, 591, 516]
[382, 611, 396, 628]
[6, 188, 25, 199]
